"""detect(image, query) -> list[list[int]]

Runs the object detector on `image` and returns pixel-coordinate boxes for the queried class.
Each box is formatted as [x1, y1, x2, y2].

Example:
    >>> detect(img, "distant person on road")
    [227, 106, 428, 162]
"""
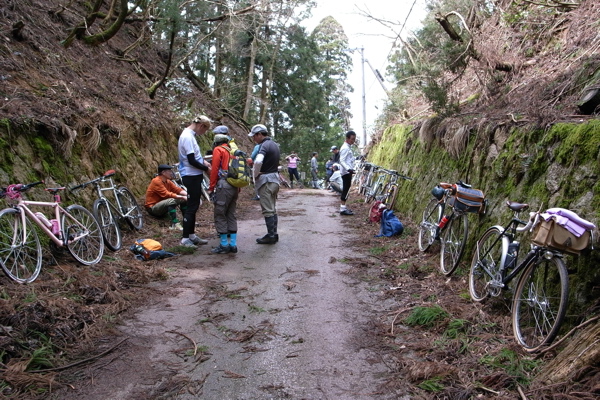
[329, 163, 343, 194]
[325, 157, 334, 186]
[178, 115, 212, 247]
[285, 151, 301, 188]
[310, 152, 319, 189]
[208, 128, 239, 254]
[339, 130, 357, 215]
[249, 124, 280, 244]
[145, 164, 188, 230]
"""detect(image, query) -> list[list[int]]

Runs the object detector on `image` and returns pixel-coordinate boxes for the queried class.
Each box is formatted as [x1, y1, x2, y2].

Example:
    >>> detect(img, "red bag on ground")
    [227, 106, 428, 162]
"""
[369, 201, 385, 223]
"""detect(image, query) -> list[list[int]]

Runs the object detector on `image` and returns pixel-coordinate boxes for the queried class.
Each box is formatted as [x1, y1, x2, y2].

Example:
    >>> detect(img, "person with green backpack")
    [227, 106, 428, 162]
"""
[208, 126, 239, 254]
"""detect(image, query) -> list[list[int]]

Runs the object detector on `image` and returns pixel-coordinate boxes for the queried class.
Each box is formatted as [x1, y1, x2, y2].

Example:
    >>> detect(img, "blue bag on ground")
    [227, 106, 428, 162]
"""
[376, 209, 404, 237]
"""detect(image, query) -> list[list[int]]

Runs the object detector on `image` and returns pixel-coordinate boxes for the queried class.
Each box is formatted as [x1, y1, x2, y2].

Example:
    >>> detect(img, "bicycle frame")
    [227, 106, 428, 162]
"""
[13, 198, 90, 247]
[474, 211, 542, 290]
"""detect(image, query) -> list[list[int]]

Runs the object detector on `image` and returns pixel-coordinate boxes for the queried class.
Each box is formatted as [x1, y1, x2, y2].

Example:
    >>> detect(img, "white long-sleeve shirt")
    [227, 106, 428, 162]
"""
[339, 141, 354, 176]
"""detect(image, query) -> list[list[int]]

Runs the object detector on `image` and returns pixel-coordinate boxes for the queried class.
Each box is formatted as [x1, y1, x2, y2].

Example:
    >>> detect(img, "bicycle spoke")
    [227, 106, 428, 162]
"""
[512, 256, 568, 352]
[0, 208, 42, 283]
[469, 227, 503, 301]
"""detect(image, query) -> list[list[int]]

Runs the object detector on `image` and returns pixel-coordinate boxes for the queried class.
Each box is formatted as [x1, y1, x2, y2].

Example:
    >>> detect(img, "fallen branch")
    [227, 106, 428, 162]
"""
[389, 307, 413, 335]
[167, 330, 198, 356]
[536, 315, 600, 357]
[30, 337, 128, 373]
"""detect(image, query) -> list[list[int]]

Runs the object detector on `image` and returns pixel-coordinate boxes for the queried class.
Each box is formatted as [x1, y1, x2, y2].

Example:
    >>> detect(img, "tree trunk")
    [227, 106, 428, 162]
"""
[533, 320, 600, 385]
[243, 32, 257, 121]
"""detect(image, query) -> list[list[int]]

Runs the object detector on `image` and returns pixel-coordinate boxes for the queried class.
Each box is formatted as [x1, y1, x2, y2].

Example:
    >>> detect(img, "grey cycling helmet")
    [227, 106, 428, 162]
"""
[431, 185, 445, 200]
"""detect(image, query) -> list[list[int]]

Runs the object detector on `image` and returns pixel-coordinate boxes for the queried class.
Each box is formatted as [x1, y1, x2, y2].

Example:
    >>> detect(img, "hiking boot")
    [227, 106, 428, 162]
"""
[340, 209, 354, 216]
[229, 245, 238, 253]
[189, 236, 208, 245]
[256, 234, 277, 244]
[169, 222, 183, 231]
[180, 238, 198, 248]
[211, 244, 231, 254]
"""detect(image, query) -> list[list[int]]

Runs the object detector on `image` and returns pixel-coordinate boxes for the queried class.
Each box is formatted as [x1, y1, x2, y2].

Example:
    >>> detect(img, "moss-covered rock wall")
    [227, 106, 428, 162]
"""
[367, 119, 600, 322]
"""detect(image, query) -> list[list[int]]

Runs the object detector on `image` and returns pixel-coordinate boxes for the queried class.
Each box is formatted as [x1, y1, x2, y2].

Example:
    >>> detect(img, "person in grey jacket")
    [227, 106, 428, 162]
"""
[310, 152, 319, 189]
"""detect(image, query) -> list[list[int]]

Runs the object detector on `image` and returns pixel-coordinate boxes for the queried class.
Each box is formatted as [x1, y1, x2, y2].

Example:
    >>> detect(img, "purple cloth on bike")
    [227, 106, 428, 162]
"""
[540, 208, 596, 237]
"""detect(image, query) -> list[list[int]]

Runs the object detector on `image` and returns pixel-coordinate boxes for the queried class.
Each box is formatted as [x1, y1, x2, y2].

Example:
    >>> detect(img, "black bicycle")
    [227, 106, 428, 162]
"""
[469, 201, 593, 352]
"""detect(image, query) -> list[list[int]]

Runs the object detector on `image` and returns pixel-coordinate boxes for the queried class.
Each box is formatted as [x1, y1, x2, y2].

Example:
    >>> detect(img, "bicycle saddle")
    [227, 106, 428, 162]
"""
[506, 201, 529, 212]
[45, 187, 66, 194]
[457, 180, 472, 188]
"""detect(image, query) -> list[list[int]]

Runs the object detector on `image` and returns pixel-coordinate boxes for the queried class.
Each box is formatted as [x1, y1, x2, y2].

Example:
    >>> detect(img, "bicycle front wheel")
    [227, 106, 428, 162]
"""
[418, 198, 441, 252]
[512, 255, 568, 352]
[93, 199, 122, 251]
[0, 208, 42, 283]
[440, 212, 468, 276]
[63, 205, 104, 265]
[383, 183, 399, 210]
[469, 227, 503, 301]
[117, 187, 144, 230]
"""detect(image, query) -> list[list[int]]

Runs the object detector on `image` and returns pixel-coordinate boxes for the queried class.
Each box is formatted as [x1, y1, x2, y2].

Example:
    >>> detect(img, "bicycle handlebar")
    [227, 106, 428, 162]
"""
[69, 170, 116, 192]
[0, 181, 44, 199]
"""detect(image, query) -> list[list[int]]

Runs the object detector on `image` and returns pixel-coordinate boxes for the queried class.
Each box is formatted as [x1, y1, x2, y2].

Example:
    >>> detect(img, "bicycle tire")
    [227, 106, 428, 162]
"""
[63, 204, 104, 265]
[383, 184, 399, 210]
[512, 255, 568, 352]
[0, 208, 42, 283]
[117, 187, 144, 230]
[468, 227, 503, 301]
[93, 198, 122, 251]
[440, 212, 468, 276]
[418, 198, 442, 252]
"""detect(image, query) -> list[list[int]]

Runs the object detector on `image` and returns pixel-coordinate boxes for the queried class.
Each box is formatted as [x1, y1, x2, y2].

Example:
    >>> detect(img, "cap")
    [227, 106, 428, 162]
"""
[192, 115, 212, 126]
[213, 125, 229, 134]
[249, 124, 268, 137]
[330, 146, 338, 151]
[213, 134, 230, 145]
[157, 164, 173, 173]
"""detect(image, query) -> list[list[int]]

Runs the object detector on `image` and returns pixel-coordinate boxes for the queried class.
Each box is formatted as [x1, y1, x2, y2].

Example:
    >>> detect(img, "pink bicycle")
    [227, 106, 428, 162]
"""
[0, 182, 104, 283]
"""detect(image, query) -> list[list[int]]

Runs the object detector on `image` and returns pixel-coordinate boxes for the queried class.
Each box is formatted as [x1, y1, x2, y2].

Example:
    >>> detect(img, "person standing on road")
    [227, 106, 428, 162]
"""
[208, 128, 239, 254]
[249, 124, 280, 244]
[339, 130, 357, 215]
[145, 164, 188, 230]
[285, 152, 301, 188]
[331, 145, 340, 163]
[178, 115, 212, 247]
[310, 152, 319, 189]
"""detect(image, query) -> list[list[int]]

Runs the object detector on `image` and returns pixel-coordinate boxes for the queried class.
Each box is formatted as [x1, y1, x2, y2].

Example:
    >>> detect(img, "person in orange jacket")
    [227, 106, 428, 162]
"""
[145, 164, 187, 230]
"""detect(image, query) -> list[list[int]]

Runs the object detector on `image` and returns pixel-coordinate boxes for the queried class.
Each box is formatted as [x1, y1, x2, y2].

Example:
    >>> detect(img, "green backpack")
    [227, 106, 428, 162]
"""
[226, 149, 251, 188]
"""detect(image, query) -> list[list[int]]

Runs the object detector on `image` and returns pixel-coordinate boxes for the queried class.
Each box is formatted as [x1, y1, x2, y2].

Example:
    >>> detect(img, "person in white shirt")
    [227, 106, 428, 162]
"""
[338, 131, 357, 215]
[329, 164, 343, 194]
[177, 115, 212, 247]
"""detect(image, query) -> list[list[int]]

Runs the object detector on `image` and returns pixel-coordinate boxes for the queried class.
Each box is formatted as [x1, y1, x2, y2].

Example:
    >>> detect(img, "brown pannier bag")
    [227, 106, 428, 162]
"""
[450, 185, 486, 214]
[531, 219, 591, 255]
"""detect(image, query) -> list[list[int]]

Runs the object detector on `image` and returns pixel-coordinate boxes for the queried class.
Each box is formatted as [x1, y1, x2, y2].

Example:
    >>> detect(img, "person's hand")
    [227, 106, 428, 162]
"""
[348, 169, 355, 174]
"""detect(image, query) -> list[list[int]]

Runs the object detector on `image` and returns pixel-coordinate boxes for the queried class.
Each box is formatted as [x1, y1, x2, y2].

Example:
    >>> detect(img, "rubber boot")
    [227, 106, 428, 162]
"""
[273, 214, 279, 242]
[256, 216, 277, 244]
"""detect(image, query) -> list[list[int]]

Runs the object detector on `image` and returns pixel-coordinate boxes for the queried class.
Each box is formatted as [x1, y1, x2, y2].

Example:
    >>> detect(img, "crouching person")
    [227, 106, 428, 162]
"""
[145, 164, 187, 230]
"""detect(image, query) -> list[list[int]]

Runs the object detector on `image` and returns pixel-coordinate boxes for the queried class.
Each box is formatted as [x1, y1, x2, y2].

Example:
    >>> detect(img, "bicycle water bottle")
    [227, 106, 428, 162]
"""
[34, 212, 53, 229]
[438, 215, 450, 229]
[504, 241, 520, 270]
[50, 219, 60, 236]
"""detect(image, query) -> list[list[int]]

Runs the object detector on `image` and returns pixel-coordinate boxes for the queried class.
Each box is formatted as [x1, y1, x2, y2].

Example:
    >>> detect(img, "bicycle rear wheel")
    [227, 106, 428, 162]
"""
[0, 208, 42, 283]
[418, 198, 441, 252]
[512, 255, 568, 352]
[468, 227, 503, 301]
[117, 187, 144, 230]
[63, 205, 104, 265]
[440, 212, 468, 276]
[93, 199, 122, 251]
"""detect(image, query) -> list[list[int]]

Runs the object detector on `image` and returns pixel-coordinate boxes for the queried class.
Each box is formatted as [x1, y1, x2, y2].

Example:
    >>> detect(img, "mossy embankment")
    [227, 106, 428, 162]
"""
[367, 119, 600, 321]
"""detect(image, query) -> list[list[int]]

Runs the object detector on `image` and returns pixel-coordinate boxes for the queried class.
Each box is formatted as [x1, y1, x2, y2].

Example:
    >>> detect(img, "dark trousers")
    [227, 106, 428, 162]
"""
[341, 172, 353, 202]
[182, 174, 203, 237]
[288, 167, 300, 183]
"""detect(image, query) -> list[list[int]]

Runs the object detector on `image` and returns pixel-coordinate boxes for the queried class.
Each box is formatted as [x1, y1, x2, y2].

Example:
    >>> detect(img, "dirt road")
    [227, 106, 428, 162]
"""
[53, 190, 404, 399]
